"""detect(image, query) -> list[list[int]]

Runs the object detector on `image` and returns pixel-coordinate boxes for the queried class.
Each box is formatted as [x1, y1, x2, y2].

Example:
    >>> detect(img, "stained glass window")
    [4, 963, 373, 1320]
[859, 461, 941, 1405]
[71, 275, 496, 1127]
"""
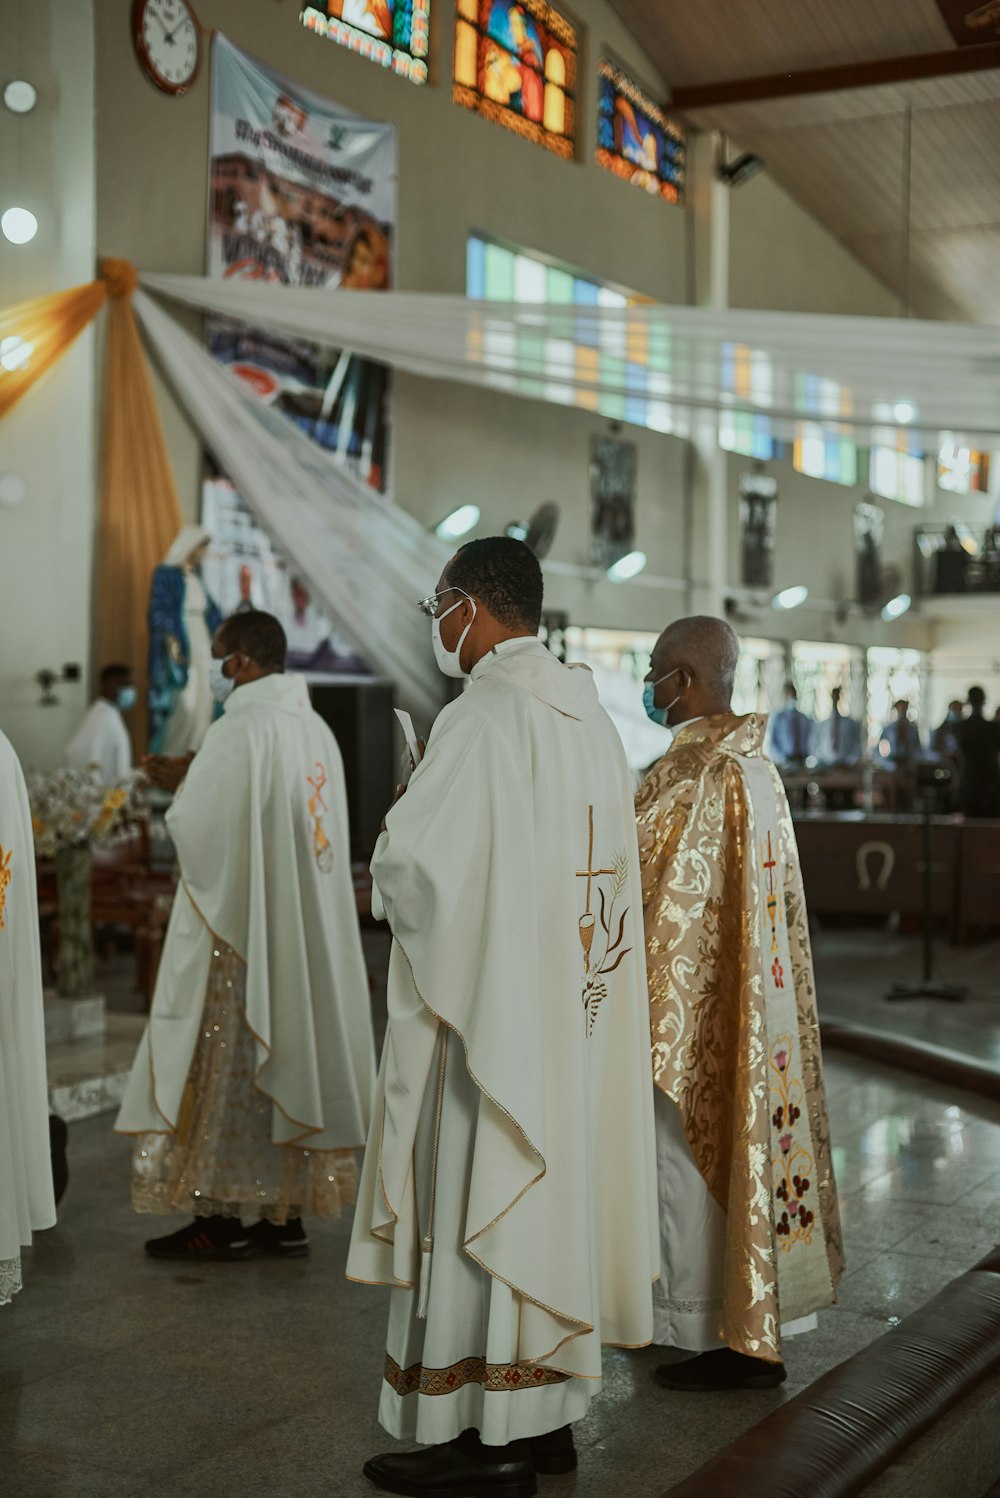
[791, 373, 858, 486]
[718, 343, 782, 461]
[466, 234, 683, 434]
[596, 59, 685, 203]
[300, 1, 430, 85]
[454, 0, 577, 158]
[869, 432, 926, 508]
[937, 436, 991, 495]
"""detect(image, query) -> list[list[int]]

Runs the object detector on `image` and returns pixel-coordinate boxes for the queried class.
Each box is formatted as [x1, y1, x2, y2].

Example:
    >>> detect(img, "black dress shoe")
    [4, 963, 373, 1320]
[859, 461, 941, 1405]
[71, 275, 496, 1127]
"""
[655, 1347, 786, 1392]
[362, 1429, 536, 1497]
[49, 1115, 69, 1206]
[144, 1216, 252, 1262]
[529, 1426, 576, 1475]
[245, 1217, 310, 1258]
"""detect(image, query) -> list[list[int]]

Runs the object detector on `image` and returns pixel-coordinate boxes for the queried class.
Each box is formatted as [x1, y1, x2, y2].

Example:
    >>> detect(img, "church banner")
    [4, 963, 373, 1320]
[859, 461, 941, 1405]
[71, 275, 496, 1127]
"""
[207, 33, 397, 491]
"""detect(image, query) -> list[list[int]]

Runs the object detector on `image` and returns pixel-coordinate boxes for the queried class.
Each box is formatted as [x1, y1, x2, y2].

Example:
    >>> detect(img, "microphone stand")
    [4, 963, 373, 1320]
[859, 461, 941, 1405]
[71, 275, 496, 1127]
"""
[886, 770, 968, 1003]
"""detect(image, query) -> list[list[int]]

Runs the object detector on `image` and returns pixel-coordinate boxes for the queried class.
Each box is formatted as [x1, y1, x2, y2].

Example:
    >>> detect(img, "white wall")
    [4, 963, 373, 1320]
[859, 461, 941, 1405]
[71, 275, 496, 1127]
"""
[0, 0, 96, 769]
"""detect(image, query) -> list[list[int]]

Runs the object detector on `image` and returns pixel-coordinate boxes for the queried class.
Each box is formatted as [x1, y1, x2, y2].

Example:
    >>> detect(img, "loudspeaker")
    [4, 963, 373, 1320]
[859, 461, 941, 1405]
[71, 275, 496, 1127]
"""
[308, 680, 396, 859]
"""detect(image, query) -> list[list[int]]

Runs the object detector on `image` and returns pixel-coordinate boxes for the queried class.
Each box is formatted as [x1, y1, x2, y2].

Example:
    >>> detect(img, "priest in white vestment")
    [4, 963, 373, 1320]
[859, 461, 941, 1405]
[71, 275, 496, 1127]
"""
[65, 663, 135, 784]
[348, 538, 658, 1498]
[0, 730, 57, 1305]
[117, 610, 375, 1260]
[636, 616, 844, 1392]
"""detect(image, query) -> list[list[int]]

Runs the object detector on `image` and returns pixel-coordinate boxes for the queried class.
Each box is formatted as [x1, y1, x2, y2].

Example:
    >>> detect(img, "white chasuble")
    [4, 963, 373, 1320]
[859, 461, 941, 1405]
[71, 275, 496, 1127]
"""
[347, 640, 658, 1445]
[637, 713, 844, 1362]
[0, 731, 57, 1305]
[116, 674, 375, 1153]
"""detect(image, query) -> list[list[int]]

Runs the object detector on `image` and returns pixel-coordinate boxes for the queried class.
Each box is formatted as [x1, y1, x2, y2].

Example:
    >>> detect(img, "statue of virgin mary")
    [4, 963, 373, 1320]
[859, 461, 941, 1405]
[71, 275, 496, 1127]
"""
[148, 525, 222, 755]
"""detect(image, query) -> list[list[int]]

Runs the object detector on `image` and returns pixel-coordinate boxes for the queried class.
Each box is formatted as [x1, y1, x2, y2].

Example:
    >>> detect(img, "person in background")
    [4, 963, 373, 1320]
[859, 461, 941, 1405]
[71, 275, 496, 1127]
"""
[878, 699, 923, 765]
[769, 682, 813, 766]
[955, 686, 1000, 819]
[65, 664, 135, 785]
[878, 699, 923, 813]
[636, 617, 843, 1392]
[812, 686, 863, 765]
[930, 700, 965, 760]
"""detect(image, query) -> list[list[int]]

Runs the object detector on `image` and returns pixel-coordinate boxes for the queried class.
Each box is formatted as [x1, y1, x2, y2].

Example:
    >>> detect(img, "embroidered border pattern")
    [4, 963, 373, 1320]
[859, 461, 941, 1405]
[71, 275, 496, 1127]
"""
[384, 1352, 571, 1397]
[770, 1034, 816, 1249]
[0, 844, 11, 929]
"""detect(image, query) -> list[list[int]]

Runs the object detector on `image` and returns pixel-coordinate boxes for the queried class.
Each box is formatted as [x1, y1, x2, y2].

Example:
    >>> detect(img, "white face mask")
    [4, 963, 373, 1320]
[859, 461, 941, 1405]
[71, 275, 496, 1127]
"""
[431, 595, 476, 679]
[209, 653, 238, 704]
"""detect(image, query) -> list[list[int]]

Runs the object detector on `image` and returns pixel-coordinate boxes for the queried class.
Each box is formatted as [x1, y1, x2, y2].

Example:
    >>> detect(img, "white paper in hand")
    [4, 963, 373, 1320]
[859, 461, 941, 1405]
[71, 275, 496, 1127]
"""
[395, 709, 423, 767]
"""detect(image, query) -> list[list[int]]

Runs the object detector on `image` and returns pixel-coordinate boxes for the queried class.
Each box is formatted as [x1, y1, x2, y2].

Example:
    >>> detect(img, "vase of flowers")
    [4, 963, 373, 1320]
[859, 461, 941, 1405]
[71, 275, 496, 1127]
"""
[28, 768, 146, 999]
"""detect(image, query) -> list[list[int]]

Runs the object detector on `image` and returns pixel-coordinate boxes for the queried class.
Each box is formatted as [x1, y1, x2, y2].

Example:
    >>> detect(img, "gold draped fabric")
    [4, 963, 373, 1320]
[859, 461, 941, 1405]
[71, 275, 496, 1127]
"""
[96, 266, 183, 751]
[1, 260, 183, 751]
[636, 712, 844, 1361]
[0, 280, 108, 421]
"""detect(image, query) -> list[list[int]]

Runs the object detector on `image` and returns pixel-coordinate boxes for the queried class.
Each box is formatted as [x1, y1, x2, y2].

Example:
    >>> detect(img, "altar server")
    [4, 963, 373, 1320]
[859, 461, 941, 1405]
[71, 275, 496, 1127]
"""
[349, 538, 657, 1497]
[0, 730, 57, 1305]
[65, 663, 135, 784]
[637, 616, 844, 1392]
[118, 610, 375, 1259]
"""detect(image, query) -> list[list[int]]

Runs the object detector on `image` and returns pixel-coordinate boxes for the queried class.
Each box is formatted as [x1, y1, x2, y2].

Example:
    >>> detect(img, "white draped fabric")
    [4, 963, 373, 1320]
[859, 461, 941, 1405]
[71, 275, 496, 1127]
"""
[141, 272, 1000, 446]
[133, 290, 448, 723]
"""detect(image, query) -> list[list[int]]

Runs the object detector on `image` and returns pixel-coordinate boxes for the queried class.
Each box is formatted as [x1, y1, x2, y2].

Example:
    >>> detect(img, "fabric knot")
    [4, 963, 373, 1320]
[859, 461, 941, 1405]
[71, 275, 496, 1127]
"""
[101, 258, 139, 299]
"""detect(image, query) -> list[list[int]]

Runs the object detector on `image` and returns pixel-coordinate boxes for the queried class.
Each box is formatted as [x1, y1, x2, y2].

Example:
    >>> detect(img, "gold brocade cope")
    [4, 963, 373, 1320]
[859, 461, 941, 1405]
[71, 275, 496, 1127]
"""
[636, 712, 844, 1361]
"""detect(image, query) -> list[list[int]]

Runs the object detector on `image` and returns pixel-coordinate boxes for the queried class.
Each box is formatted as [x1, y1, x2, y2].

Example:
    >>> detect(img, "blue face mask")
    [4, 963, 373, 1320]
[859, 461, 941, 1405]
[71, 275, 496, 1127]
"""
[643, 669, 681, 728]
[116, 686, 137, 712]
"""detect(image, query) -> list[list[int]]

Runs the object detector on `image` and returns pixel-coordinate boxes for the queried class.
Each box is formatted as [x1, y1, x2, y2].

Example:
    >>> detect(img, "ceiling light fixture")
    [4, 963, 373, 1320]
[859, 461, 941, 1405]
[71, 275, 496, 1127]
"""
[893, 401, 916, 425]
[772, 584, 809, 610]
[3, 80, 38, 114]
[881, 592, 912, 622]
[1, 207, 38, 244]
[608, 549, 647, 582]
[435, 504, 480, 541]
[0, 336, 33, 372]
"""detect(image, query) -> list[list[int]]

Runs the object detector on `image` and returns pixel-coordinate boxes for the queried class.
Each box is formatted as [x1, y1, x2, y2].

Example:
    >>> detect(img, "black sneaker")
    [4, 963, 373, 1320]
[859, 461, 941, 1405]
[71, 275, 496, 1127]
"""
[529, 1426, 576, 1475]
[655, 1347, 786, 1392]
[363, 1429, 536, 1498]
[245, 1217, 310, 1258]
[144, 1216, 252, 1261]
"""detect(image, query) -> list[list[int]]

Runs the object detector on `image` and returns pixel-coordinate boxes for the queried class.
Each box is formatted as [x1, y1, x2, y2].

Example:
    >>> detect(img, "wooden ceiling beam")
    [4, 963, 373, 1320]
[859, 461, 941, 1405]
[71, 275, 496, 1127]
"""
[671, 42, 1000, 112]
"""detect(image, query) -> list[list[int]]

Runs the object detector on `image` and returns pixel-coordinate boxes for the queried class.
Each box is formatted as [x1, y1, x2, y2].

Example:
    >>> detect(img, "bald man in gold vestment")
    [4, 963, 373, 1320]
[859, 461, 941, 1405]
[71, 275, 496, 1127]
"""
[636, 617, 844, 1392]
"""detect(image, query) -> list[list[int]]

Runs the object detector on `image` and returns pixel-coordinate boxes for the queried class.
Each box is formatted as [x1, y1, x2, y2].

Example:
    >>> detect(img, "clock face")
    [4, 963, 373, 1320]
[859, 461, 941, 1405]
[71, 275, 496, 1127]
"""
[133, 0, 201, 96]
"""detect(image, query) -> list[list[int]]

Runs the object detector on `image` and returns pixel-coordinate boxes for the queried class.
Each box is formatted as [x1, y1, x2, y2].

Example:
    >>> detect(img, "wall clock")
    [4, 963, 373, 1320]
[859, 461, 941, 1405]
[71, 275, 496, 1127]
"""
[132, 0, 202, 97]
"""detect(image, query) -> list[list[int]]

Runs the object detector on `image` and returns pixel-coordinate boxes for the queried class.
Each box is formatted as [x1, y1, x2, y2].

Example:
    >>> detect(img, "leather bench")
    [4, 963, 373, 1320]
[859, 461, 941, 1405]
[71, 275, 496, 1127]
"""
[661, 1248, 1000, 1498]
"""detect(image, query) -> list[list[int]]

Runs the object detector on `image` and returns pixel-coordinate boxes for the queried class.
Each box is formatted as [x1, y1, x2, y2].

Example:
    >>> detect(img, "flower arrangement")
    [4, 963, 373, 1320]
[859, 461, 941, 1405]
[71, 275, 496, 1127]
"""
[27, 767, 146, 857]
[27, 768, 147, 998]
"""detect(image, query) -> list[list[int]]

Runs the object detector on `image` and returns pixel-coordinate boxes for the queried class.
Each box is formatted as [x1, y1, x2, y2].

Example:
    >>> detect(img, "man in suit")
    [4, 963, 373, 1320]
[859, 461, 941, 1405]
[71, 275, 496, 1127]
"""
[769, 682, 813, 767]
[955, 686, 1000, 819]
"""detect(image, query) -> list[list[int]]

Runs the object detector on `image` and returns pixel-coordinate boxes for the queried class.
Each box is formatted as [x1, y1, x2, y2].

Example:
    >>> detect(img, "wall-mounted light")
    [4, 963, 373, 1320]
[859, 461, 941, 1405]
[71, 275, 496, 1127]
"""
[608, 550, 647, 582]
[0, 336, 33, 372]
[772, 584, 809, 610]
[0, 473, 27, 508]
[1, 207, 38, 244]
[881, 592, 912, 622]
[3, 80, 38, 114]
[892, 401, 916, 425]
[435, 504, 480, 541]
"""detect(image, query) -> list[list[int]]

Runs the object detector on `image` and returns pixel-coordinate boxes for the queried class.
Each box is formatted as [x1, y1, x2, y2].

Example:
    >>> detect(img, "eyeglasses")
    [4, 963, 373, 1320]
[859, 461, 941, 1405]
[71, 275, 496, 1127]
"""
[417, 587, 471, 618]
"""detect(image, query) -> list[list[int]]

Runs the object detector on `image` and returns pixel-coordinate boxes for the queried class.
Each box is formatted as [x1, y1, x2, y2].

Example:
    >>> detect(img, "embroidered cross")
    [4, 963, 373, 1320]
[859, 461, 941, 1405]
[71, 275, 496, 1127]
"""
[306, 763, 328, 811]
[576, 805, 616, 974]
[0, 845, 11, 930]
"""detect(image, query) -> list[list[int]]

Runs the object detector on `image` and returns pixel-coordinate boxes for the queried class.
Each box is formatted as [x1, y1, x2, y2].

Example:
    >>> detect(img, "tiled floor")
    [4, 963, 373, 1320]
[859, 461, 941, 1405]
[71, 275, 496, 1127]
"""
[812, 926, 1000, 1066]
[7, 1033, 1000, 1495]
